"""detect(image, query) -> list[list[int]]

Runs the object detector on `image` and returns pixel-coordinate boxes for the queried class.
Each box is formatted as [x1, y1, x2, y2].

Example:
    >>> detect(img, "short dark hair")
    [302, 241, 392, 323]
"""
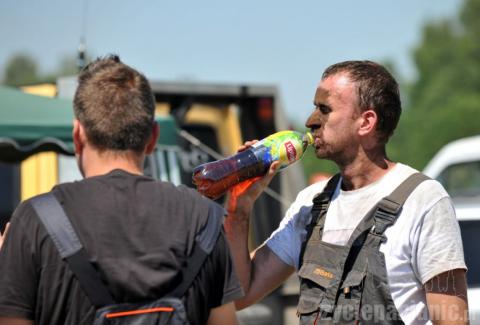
[323, 60, 401, 143]
[73, 55, 155, 152]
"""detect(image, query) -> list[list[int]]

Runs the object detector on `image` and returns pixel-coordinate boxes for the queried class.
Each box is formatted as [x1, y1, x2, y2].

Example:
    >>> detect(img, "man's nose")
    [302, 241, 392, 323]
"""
[305, 112, 320, 129]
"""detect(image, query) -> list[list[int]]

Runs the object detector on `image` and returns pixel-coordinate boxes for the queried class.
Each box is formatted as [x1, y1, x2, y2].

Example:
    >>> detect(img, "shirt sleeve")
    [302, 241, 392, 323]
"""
[264, 184, 322, 270]
[413, 196, 467, 284]
[0, 201, 38, 319]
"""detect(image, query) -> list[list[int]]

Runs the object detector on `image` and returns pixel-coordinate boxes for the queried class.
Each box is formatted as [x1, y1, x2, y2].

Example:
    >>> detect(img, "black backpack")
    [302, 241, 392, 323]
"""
[31, 192, 225, 325]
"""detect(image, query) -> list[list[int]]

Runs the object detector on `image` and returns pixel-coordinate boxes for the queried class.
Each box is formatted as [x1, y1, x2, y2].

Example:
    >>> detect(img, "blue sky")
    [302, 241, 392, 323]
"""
[0, 0, 461, 124]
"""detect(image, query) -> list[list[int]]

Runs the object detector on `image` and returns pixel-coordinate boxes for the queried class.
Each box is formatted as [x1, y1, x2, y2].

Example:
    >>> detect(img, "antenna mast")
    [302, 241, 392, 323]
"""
[77, 0, 88, 71]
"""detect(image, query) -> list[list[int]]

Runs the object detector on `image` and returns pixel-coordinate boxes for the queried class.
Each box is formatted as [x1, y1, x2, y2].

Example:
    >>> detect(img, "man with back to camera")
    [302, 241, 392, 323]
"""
[224, 61, 469, 324]
[0, 55, 242, 325]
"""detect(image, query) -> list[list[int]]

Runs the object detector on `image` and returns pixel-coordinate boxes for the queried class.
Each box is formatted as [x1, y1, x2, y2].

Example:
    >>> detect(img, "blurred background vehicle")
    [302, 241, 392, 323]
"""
[423, 135, 480, 324]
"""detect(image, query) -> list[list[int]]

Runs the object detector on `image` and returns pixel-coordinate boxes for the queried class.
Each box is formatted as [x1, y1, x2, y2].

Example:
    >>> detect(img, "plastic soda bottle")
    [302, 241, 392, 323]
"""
[192, 130, 314, 199]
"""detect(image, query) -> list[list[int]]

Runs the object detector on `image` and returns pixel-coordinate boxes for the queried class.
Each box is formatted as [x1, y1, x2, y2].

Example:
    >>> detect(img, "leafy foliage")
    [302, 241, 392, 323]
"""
[302, 146, 339, 183]
[303, 0, 480, 181]
[2, 53, 90, 86]
[3, 54, 39, 87]
[389, 0, 480, 170]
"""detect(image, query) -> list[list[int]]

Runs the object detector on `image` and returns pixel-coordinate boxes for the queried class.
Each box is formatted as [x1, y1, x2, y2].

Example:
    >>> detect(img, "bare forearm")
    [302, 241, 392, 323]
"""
[223, 161, 286, 309]
[427, 294, 469, 325]
[224, 209, 295, 309]
[224, 209, 254, 307]
[207, 302, 239, 325]
[425, 269, 469, 325]
[0, 317, 33, 325]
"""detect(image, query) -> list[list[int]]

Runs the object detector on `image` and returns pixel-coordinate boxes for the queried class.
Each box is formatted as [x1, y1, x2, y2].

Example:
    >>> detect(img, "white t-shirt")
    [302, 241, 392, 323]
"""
[266, 163, 466, 324]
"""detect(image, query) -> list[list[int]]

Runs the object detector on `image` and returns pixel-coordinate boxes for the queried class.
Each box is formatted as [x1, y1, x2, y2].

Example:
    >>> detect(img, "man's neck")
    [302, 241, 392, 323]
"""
[338, 147, 395, 191]
[80, 146, 145, 178]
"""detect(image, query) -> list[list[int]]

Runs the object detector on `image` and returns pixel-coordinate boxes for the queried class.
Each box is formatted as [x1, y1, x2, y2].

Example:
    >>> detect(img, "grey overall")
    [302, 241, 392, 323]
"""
[297, 173, 429, 324]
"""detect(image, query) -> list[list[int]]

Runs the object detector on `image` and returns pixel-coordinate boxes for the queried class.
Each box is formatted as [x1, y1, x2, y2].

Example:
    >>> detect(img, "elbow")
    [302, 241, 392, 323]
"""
[234, 294, 257, 310]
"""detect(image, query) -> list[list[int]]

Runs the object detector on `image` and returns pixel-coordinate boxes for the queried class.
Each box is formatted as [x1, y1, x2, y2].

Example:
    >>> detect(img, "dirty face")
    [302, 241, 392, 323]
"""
[305, 73, 363, 164]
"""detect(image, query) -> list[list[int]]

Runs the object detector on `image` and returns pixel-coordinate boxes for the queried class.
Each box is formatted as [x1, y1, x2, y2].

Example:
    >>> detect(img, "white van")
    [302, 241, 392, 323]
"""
[423, 135, 480, 323]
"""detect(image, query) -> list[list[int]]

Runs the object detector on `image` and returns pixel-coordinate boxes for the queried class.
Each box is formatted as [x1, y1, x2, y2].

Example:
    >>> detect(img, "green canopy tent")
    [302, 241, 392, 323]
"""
[0, 86, 178, 163]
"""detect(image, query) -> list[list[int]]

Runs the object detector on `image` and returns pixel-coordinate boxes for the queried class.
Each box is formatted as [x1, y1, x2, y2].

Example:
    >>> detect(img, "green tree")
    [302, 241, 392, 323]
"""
[42, 55, 83, 83]
[301, 146, 338, 183]
[389, 0, 480, 170]
[3, 54, 40, 87]
[2, 52, 92, 86]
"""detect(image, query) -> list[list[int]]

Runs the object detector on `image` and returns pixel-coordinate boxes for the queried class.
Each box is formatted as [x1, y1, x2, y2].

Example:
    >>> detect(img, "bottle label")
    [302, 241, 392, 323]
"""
[252, 130, 305, 169]
[284, 141, 297, 163]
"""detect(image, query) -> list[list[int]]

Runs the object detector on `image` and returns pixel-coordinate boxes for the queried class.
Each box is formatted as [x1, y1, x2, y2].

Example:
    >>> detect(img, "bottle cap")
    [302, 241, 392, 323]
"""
[304, 132, 314, 146]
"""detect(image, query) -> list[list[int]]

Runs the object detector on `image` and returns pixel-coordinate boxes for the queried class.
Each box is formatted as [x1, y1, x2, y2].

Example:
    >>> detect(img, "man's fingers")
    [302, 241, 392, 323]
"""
[228, 161, 278, 199]
[247, 161, 280, 192]
[260, 161, 280, 183]
[268, 161, 281, 175]
[225, 161, 280, 216]
[237, 140, 258, 153]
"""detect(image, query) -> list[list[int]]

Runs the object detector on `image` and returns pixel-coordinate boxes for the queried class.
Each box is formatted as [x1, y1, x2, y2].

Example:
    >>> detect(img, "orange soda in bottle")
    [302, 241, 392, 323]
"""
[192, 130, 313, 199]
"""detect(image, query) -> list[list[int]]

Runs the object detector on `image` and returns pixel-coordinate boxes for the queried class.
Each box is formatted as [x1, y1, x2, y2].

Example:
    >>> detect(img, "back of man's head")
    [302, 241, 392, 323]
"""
[73, 55, 155, 153]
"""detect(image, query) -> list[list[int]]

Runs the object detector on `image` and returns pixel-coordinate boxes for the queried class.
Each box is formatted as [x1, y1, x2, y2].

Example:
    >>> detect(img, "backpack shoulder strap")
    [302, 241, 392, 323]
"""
[32, 193, 225, 303]
[371, 172, 430, 235]
[31, 192, 115, 307]
[170, 200, 225, 298]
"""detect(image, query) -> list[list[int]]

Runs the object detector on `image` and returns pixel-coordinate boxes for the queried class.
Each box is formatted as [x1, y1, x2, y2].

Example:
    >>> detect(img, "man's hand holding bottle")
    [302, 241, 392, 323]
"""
[225, 140, 280, 220]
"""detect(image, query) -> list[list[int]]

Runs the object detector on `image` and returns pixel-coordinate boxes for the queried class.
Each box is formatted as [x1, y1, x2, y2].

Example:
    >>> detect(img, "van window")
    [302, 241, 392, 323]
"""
[58, 155, 83, 183]
[437, 161, 480, 199]
[144, 147, 183, 186]
[458, 220, 480, 287]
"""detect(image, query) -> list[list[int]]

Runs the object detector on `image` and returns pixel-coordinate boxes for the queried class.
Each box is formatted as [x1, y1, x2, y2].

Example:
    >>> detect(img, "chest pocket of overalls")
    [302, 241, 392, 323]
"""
[298, 261, 366, 322]
[297, 262, 335, 316]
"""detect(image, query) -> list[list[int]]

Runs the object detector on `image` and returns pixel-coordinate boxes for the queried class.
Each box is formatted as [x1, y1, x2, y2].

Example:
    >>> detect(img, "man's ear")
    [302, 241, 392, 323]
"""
[358, 109, 377, 136]
[73, 119, 86, 154]
[145, 122, 159, 155]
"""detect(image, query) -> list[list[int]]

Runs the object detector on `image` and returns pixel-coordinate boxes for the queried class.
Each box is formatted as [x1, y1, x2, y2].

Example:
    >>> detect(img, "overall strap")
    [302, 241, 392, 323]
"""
[299, 173, 341, 267]
[310, 174, 341, 225]
[371, 172, 430, 236]
[31, 193, 115, 307]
